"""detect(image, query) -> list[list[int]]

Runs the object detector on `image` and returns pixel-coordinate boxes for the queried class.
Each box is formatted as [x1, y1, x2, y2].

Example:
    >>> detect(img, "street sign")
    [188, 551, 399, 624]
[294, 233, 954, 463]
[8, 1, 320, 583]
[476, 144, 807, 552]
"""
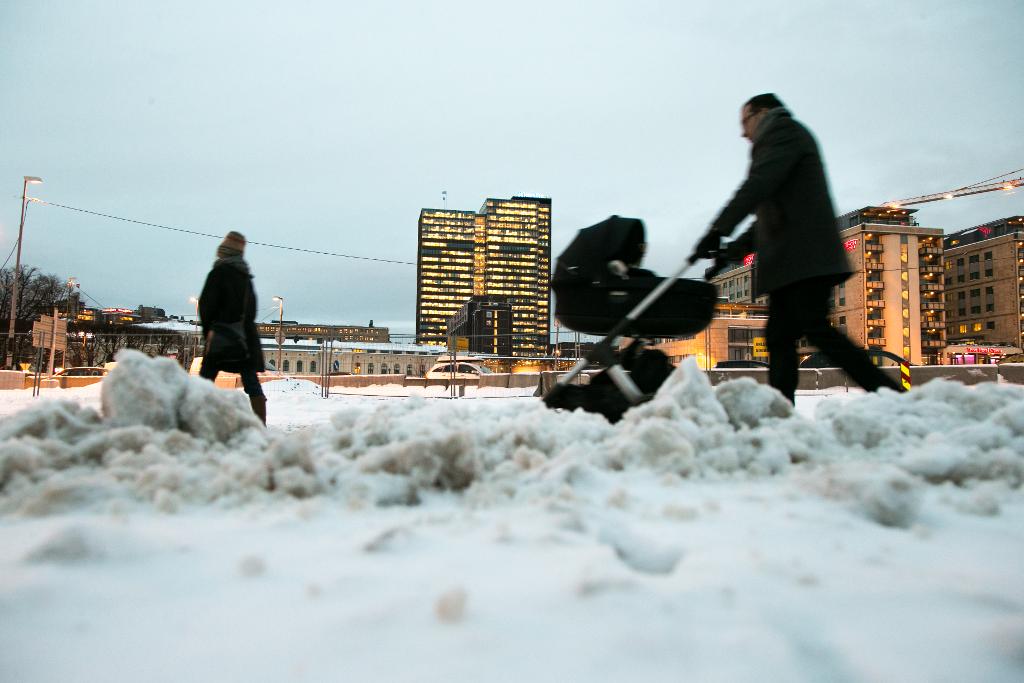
[456, 336, 469, 351]
[275, 329, 285, 345]
[752, 336, 768, 358]
[32, 315, 67, 351]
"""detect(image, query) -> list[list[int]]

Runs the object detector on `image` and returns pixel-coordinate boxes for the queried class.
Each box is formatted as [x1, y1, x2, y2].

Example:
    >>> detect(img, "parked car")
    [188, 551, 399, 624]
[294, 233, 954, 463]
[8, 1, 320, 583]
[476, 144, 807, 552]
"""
[425, 361, 492, 380]
[713, 359, 769, 369]
[998, 353, 1024, 364]
[800, 349, 908, 369]
[54, 366, 108, 377]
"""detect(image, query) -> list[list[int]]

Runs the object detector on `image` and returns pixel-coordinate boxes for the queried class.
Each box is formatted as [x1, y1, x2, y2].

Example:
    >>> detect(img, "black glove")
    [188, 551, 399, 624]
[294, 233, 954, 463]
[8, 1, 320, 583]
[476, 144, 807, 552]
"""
[692, 229, 721, 260]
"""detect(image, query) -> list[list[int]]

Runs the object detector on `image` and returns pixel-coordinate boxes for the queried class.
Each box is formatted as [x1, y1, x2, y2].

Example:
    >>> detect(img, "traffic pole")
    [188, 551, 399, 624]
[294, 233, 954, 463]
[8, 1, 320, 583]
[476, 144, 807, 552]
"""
[900, 361, 911, 392]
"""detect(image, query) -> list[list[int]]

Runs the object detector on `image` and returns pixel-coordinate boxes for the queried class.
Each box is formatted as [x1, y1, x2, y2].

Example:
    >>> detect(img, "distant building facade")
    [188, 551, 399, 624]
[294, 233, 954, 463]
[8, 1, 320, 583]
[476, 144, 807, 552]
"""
[709, 257, 768, 306]
[648, 303, 769, 368]
[708, 207, 945, 364]
[135, 306, 167, 321]
[448, 295, 513, 356]
[255, 323, 388, 343]
[834, 207, 945, 365]
[942, 216, 1024, 363]
[260, 340, 444, 376]
[416, 196, 551, 356]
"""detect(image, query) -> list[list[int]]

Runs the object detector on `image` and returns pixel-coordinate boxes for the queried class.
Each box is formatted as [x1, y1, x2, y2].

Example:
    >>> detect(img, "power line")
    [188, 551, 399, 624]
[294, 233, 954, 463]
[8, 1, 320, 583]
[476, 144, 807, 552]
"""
[957, 167, 1024, 191]
[0, 200, 29, 271]
[30, 199, 416, 266]
[77, 287, 105, 309]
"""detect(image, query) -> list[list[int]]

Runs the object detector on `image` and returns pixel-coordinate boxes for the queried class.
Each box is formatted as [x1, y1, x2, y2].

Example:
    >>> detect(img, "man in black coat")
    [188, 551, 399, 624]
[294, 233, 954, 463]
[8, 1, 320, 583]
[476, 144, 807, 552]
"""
[199, 231, 267, 423]
[693, 93, 902, 403]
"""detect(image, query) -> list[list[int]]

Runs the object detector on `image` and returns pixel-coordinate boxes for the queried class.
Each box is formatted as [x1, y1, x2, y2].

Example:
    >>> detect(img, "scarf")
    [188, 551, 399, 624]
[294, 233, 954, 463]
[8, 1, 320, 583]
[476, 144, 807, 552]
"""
[752, 107, 790, 143]
[214, 254, 250, 275]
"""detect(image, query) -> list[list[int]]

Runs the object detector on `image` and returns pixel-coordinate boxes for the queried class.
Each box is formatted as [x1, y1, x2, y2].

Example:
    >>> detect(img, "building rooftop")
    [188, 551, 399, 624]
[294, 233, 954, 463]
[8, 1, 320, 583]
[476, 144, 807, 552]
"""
[259, 338, 446, 354]
[837, 206, 919, 229]
[943, 216, 1024, 249]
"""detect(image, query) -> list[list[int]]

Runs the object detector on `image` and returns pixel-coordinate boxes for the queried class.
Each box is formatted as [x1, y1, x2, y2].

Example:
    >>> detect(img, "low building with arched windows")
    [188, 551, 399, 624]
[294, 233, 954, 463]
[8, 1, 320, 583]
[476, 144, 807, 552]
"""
[260, 339, 446, 377]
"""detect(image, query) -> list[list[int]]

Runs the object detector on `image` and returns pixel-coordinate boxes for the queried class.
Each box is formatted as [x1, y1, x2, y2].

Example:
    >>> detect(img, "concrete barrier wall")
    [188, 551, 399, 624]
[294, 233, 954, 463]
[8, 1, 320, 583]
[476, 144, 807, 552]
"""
[910, 364, 998, 386]
[479, 374, 510, 389]
[997, 363, 1024, 385]
[707, 369, 771, 386]
[58, 376, 105, 389]
[8, 364, 1023, 394]
[214, 373, 241, 389]
[0, 370, 26, 390]
[509, 373, 542, 389]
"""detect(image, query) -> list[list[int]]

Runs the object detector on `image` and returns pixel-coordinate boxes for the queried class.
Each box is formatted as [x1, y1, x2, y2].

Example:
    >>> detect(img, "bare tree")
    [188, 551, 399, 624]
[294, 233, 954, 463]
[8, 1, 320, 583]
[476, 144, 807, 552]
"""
[1, 265, 72, 367]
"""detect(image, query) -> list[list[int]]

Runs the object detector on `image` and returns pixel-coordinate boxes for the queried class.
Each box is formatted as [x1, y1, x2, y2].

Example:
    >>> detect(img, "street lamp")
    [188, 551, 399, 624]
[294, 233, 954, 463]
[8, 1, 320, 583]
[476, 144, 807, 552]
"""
[189, 296, 200, 367]
[65, 277, 79, 318]
[6, 176, 43, 369]
[272, 295, 284, 374]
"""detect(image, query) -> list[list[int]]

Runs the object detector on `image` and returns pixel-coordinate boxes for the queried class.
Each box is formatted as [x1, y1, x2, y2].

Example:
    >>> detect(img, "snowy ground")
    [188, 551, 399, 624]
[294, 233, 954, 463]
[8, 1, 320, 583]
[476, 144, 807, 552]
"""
[1, 351, 1022, 682]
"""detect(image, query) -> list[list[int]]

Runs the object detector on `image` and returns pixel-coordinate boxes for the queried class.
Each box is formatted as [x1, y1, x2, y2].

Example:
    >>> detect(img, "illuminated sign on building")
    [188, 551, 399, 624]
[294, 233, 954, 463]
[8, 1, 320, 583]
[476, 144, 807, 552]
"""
[743, 253, 755, 267]
[965, 346, 1004, 355]
[843, 238, 859, 252]
[102, 308, 133, 314]
[978, 227, 993, 237]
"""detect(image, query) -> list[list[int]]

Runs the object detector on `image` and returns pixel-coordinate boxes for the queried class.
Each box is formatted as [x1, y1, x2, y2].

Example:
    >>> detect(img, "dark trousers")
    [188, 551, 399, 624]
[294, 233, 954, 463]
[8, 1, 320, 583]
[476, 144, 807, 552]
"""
[199, 359, 265, 398]
[766, 276, 902, 403]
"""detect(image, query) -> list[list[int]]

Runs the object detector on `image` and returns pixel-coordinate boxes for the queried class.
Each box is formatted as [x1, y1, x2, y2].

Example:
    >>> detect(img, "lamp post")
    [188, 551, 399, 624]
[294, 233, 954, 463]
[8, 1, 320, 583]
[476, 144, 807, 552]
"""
[272, 295, 284, 374]
[6, 176, 43, 369]
[65, 277, 79, 319]
[189, 296, 199, 368]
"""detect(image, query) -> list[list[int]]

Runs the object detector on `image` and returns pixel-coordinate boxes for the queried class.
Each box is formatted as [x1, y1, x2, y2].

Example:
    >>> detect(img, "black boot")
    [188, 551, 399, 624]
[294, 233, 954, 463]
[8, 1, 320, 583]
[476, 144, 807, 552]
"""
[249, 395, 267, 425]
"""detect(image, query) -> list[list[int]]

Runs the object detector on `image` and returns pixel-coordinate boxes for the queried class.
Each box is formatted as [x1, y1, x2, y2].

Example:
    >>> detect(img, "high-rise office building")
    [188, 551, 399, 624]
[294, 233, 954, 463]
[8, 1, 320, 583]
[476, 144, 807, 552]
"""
[415, 209, 478, 347]
[416, 196, 551, 356]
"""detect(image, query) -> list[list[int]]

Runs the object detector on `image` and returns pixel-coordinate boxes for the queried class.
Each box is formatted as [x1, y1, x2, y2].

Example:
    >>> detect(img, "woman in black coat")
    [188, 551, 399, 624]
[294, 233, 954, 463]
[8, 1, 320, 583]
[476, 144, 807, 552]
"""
[199, 231, 267, 424]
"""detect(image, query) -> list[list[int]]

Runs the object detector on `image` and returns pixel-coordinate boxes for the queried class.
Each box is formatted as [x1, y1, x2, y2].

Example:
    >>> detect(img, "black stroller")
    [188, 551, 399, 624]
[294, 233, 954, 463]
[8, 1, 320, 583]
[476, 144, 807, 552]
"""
[543, 216, 719, 422]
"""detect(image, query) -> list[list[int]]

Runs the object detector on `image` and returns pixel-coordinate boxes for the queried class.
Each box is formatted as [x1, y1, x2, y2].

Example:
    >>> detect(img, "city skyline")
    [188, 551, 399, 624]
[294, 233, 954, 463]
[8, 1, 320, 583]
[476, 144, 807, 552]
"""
[415, 196, 551, 354]
[2, 1, 1022, 334]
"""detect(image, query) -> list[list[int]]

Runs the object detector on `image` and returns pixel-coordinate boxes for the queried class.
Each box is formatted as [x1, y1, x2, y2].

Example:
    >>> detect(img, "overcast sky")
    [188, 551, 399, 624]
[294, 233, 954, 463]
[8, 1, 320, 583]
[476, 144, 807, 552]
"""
[2, 1, 1021, 336]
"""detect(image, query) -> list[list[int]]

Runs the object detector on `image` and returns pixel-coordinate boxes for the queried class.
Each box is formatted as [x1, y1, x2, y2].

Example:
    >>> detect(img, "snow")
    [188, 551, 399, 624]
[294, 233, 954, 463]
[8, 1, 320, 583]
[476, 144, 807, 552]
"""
[1, 350, 1023, 682]
[134, 320, 201, 332]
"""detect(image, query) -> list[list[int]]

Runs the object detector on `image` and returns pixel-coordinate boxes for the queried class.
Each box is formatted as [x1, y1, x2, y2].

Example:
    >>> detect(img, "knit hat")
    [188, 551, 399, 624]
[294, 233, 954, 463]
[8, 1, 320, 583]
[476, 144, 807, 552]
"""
[217, 231, 246, 258]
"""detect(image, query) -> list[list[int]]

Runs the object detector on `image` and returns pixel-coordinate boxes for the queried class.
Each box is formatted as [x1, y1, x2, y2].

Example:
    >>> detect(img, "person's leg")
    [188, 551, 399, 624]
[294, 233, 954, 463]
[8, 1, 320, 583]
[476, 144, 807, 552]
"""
[240, 368, 267, 425]
[765, 286, 803, 403]
[199, 357, 218, 381]
[797, 279, 903, 394]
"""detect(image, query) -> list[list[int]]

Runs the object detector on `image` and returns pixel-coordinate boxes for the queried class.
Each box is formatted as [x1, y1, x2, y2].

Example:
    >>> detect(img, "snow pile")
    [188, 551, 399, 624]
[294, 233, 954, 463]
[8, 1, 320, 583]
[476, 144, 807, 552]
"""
[102, 351, 264, 441]
[1, 353, 1023, 525]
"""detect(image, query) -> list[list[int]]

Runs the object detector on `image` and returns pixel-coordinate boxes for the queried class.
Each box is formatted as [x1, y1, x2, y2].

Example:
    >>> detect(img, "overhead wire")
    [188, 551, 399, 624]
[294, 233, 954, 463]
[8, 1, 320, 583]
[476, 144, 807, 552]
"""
[29, 199, 416, 266]
[955, 167, 1024, 191]
[0, 200, 30, 271]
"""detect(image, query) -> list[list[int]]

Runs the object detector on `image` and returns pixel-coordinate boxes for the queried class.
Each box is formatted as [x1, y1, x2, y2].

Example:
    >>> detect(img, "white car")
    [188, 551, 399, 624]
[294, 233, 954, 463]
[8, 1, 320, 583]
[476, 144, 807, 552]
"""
[425, 361, 492, 380]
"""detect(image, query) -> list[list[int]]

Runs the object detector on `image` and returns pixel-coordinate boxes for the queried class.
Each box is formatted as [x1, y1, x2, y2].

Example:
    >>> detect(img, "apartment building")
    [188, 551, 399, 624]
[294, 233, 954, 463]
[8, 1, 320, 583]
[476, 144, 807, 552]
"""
[942, 216, 1024, 363]
[707, 207, 945, 364]
[833, 207, 945, 365]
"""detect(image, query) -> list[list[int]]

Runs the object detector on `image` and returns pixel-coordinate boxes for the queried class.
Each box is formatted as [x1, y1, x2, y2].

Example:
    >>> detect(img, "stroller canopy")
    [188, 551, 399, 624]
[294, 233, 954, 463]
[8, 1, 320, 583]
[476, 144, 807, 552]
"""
[553, 216, 645, 285]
